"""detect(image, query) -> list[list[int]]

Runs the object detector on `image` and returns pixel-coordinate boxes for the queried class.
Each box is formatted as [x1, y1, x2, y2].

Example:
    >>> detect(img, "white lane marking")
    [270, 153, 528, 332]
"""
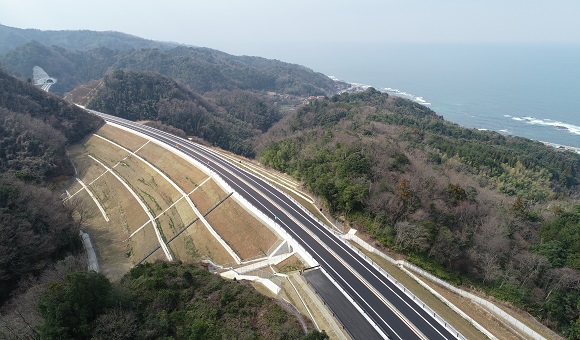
[183, 142, 442, 339]
[219, 154, 449, 338]
[94, 117, 393, 338]
[92, 112, 440, 339]
[176, 143, 397, 339]
[94, 134, 243, 264]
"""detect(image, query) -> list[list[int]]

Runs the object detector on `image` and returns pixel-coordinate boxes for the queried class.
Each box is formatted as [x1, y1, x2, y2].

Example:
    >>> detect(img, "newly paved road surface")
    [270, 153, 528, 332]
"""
[304, 268, 383, 339]
[91, 110, 460, 340]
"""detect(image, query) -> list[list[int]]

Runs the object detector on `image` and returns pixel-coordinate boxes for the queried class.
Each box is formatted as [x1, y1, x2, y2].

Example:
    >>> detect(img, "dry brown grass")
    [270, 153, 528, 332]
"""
[428, 282, 563, 340]
[284, 189, 328, 225]
[88, 171, 149, 236]
[177, 220, 236, 265]
[210, 147, 301, 187]
[128, 225, 168, 264]
[351, 240, 560, 339]
[273, 255, 306, 273]
[112, 156, 182, 216]
[68, 124, 295, 279]
[282, 273, 350, 339]
[155, 212, 183, 240]
[66, 179, 84, 196]
[137, 142, 209, 193]
[206, 197, 279, 260]
[189, 179, 227, 213]
[97, 124, 148, 151]
[171, 199, 198, 227]
[84, 135, 133, 169]
[423, 281, 529, 339]
[68, 144, 107, 184]
[70, 189, 133, 281]
[80, 170, 151, 278]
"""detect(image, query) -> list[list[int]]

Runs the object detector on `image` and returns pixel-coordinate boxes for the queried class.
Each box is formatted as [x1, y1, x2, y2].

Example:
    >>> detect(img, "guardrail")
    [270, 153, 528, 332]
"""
[401, 261, 546, 340]
[102, 120, 463, 339]
[303, 270, 356, 340]
[201, 137, 549, 339]
[345, 233, 549, 340]
[198, 150, 397, 337]
[265, 181, 466, 339]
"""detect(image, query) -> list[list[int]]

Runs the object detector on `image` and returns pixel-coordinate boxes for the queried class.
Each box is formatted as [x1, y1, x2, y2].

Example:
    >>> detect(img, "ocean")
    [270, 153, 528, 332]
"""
[227, 43, 580, 148]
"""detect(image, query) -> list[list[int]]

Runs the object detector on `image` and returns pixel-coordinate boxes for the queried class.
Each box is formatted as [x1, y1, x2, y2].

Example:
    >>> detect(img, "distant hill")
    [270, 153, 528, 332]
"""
[0, 68, 102, 179]
[81, 70, 282, 156]
[0, 40, 118, 94]
[0, 26, 344, 96]
[0, 24, 177, 53]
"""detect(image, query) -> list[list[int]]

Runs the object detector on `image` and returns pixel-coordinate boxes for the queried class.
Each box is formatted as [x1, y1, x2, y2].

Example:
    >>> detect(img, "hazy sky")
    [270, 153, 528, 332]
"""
[1, 0, 579, 55]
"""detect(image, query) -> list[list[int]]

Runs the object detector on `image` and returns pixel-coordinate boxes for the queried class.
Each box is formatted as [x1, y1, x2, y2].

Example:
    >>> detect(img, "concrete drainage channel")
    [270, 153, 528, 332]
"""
[80, 230, 99, 272]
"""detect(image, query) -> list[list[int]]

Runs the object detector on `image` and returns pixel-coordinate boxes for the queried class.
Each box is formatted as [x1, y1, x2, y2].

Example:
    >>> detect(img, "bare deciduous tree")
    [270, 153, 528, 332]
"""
[394, 221, 430, 252]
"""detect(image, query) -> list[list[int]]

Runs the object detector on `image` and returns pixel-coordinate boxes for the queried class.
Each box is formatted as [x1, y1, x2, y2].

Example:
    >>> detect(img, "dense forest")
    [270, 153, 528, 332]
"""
[74, 72, 580, 336]
[0, 24, 177, 54]
[0, 69, 102, 180]
[34, 261, 325, 339]
[258, 89, 580, 337]
[0, 68, 102, 304]
[84, 70, 283, 156]
[2, 24, 580, 337]
[0, 70, 321, 339]
[0, 176, 82, 304]
[0, 27, 344, 96]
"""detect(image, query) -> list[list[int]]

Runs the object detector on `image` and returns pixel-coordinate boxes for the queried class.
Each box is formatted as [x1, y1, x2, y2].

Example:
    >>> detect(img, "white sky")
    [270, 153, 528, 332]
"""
[1, 0, 579, 55]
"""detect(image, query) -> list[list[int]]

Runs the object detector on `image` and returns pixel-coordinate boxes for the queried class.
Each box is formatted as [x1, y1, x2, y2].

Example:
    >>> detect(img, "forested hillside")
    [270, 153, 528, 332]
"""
[0, 40, 342, 96]
[0, 68, 102, 179]
[2, 24, 579, 337]
[0, 68, 102, 304]
[35, 261, 325, 339]
[258, 88, 580, 337]
[0, 24, 176, 54]
[0, 68, 325, 340]
[84, 70, 283, 156]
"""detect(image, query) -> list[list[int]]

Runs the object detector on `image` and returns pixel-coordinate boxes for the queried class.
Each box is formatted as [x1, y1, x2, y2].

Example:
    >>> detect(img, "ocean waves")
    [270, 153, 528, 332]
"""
[505, 115, 580, 136]
[383, 87, 431, 105]
[328, 76, 431, 106]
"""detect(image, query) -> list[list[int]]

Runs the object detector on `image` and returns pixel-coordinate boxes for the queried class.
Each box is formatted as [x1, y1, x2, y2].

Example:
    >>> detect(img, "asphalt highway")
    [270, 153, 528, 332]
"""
[304, 268, 384, 339]
[91, 110, 460, 340]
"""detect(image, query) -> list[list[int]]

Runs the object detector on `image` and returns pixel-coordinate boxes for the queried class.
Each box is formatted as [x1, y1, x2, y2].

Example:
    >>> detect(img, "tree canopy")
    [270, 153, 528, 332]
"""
[38, 262, 327, 340]
[258, 88, 580, 337]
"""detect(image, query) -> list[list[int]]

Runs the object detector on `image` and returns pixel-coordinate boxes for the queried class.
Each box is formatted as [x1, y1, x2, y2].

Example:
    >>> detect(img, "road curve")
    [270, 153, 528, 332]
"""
[90, 110, 461, 340]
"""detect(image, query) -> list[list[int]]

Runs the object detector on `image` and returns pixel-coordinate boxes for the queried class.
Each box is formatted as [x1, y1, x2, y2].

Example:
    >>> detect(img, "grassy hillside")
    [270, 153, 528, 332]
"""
[0, 69, 324, 339]
[3, 24, 579, 337]
[258, 88, 580, 337]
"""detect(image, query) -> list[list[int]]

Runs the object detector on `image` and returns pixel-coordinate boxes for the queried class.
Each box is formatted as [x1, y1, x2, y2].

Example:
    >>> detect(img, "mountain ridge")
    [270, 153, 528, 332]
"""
[0, 23, 178, 53]
[1, 23, 579, 337]
[0, 25, 345, 96]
